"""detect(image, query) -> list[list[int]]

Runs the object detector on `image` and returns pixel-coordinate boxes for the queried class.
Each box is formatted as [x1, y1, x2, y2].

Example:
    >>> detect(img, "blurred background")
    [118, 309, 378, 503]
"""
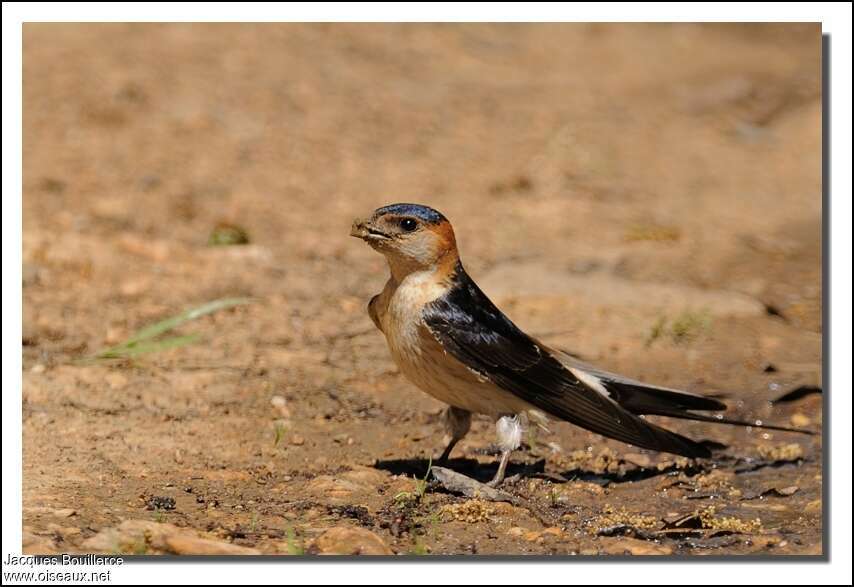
[22, 24, 823, 555]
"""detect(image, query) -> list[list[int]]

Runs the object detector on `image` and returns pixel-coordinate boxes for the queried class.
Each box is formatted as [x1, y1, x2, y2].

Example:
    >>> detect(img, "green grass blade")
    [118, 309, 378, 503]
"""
[95, 334, 202, 359]
[87, 297, 252, 361]
[124, 297, 252, 345]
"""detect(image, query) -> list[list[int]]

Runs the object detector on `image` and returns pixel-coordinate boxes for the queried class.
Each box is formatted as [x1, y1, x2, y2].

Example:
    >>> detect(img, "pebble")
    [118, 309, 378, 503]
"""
[104, 372, 129, 390]
[602, 538, 673, 555]
[311, 527, 393, 555]
[164, 534, 260, 555]
[805, 499, 822, 514]
[117, 234, 170, 262]
[306, 468, 387, 504]
[82, 520, 260, 555]
[790, 413, 811, 427]
[623, 453, 652, 468]
[270, 395, 291, 418]
[119, 278, 150, 297]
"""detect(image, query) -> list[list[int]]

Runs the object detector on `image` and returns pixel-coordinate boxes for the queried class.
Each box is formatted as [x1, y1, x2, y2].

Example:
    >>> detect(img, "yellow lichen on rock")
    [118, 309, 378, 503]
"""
[594, 504, 659, 532]
[440, 500, 495, 524]
[758, 443, 804, 461]
[699, 506, 762, 534]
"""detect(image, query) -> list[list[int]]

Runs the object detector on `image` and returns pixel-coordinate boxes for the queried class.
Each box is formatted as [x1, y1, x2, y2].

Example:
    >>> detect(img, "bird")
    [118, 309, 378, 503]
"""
[350, 203, 811, 486]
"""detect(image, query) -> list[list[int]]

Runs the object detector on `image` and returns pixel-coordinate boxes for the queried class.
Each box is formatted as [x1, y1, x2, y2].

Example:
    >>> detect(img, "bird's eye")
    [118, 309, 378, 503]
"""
[399, 218, 418, 232]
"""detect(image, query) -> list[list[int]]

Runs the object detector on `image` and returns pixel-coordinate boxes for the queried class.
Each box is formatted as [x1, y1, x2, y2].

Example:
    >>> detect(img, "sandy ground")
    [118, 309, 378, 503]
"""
[22, 23, 823, 556]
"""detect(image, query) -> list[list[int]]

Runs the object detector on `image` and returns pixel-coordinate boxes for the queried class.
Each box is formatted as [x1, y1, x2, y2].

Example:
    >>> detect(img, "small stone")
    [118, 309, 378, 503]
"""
[758, 443, 804, 462]
[30, 364, 46, 374]
[290, 434, 305, 446]
[311, 527, 393, 555]
[507, 527, 525, 537]
[47, 525, 81, 539]
[305, 468, 386, 505]
[164, 535, 260, 555]
[119, 278, 150, 297]
[271, 395, 291, 418]
[603, 538, 673, 555]
[146, 496, 176, 511]
[104, 372, 128, 390]
[82, 520, 258, 554]
[117, 234, 170, 262]
[790, 413, 811, 427]
[623, 453, 651, 468]
[805, 499, 822, 513]
[104, 327, 126, 345]
[52, 508, 76, 518]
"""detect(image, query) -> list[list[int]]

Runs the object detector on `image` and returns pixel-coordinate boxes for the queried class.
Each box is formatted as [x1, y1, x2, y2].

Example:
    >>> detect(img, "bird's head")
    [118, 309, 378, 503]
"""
[350, 203, 458, 279]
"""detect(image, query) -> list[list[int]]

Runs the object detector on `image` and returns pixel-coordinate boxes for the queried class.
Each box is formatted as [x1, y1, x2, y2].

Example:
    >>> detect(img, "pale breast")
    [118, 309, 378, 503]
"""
[376, 271, 533, 416]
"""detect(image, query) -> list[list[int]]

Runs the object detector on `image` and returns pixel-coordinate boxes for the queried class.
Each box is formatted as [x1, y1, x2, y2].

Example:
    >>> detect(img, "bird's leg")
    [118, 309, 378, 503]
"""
[437, 406, 472, 464]
[490, 451, 512, 487]
[487, 414, 524, 487]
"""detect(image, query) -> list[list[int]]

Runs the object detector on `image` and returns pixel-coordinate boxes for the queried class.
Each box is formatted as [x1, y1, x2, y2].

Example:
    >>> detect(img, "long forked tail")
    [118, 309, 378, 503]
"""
[557, 352, 815, 436]
[634, 406, 815, 435]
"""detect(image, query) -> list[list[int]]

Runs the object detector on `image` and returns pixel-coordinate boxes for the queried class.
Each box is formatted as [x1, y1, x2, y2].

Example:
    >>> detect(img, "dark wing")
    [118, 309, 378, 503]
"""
[423, 268, 712, 458]
[556, 353, 726, 413]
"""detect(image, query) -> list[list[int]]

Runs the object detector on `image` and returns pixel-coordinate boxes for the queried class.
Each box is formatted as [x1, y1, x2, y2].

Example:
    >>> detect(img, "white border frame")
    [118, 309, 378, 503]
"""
[3, 3, 851, 585]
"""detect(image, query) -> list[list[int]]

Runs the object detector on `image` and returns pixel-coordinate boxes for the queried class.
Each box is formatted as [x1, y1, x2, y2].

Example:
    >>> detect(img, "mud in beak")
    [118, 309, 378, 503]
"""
[349, 218, 369, 239]
[350, 218, 391, 241]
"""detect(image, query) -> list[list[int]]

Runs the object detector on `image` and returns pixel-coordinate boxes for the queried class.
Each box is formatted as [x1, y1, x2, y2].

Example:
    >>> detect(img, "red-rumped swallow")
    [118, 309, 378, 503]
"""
[351, 203, 811, 486]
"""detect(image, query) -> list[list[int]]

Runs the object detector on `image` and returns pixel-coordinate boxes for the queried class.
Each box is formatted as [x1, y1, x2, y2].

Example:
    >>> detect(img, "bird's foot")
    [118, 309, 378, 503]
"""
[485, 476, 503, 488]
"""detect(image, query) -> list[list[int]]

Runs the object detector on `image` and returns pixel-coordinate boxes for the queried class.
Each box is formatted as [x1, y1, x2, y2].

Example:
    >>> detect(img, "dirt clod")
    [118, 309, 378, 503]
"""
[145, 496, 176, 511]
[310, 527, 394, 555]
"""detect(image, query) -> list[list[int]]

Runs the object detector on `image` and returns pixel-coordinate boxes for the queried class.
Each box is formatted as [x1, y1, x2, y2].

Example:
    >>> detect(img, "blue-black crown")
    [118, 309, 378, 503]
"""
[374, 203, 447, 225]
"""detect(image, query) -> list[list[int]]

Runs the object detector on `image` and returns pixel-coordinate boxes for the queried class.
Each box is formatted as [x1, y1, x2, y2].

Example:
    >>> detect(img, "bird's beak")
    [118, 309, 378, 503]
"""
[350, 217, 391, 241]
[350, 217, 371, 240]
